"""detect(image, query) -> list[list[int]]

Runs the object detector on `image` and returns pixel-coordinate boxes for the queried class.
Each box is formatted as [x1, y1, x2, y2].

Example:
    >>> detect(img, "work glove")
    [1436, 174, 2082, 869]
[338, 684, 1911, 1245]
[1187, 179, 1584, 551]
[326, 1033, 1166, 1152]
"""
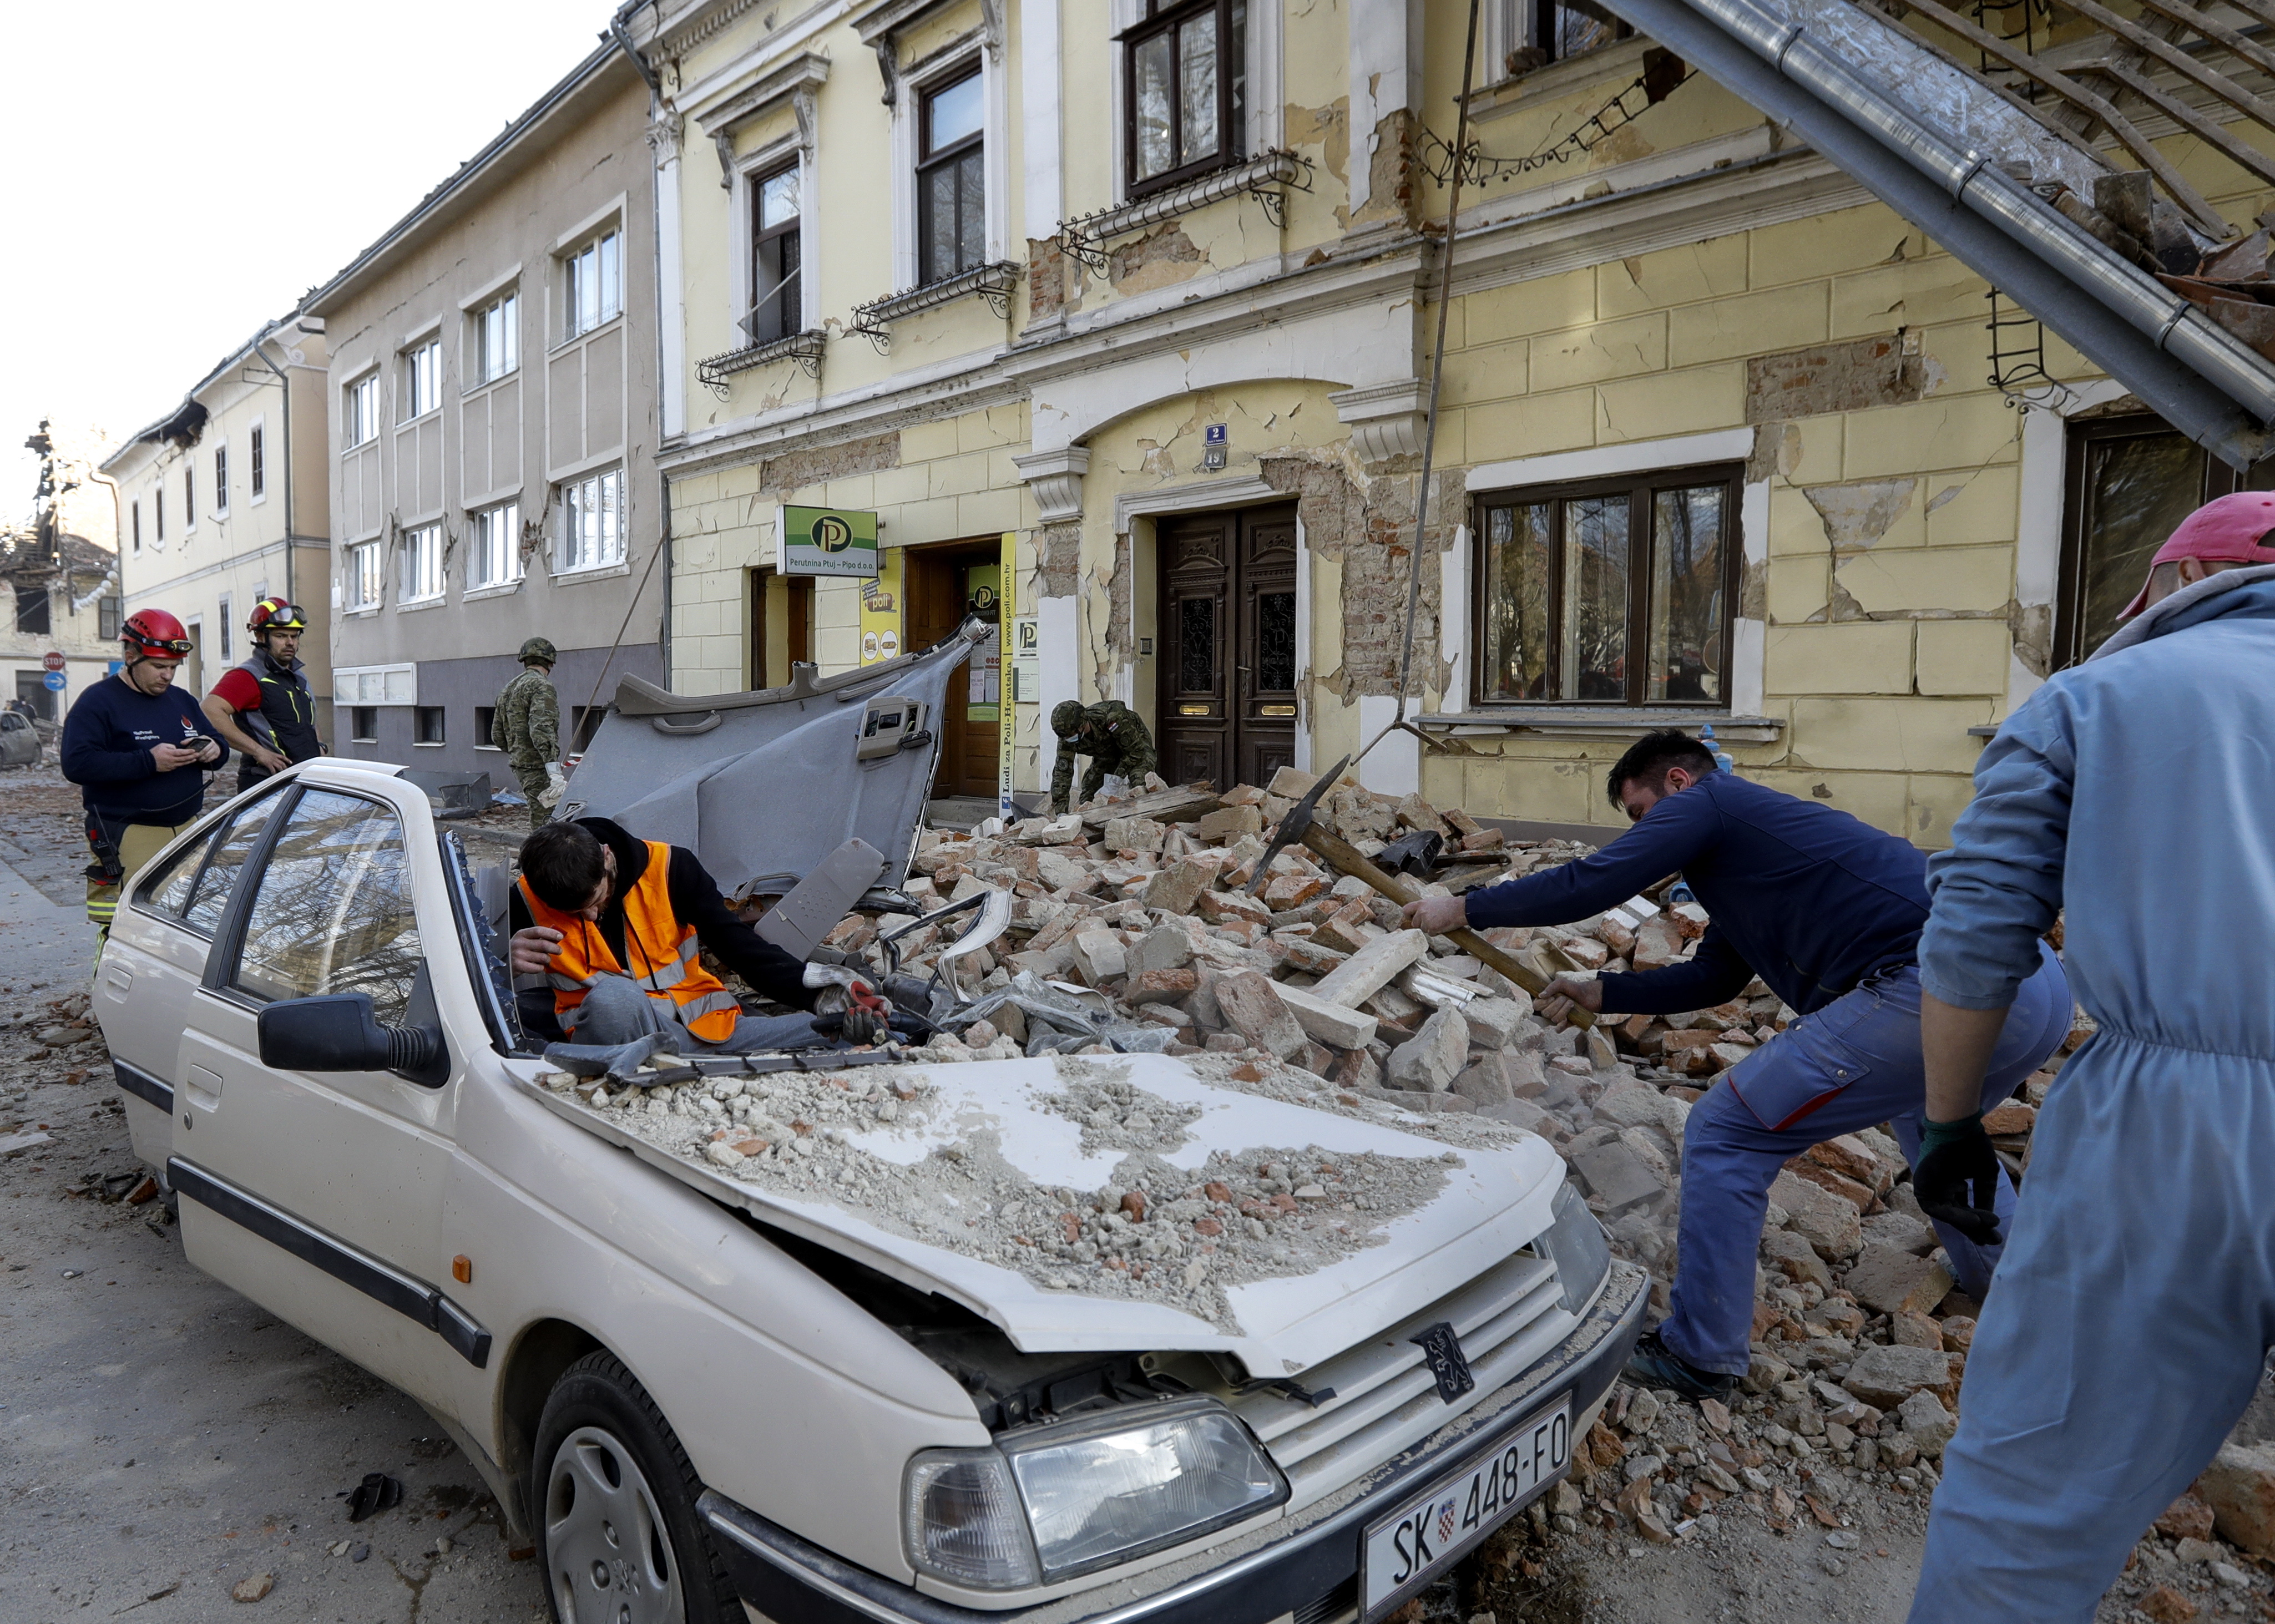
[841, 981, 892, 1048]
[1913, 1112, 2004, 1246]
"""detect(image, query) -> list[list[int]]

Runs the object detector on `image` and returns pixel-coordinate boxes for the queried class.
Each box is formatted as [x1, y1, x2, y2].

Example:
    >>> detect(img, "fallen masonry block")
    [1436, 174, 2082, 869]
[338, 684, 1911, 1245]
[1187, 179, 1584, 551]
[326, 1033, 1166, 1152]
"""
[1844, 1242, 1955, 1317]
[1783, 1158, 1877, 1213]
[1141, 856, 1214, 915]
[2197, 1443, 2275, 1558]
[1897, 1390, 1957, 1457]
[1462, 996, 1531, 1049]
[1126, 968, 1199, 1004]
[1070, 930, 1127, 985]
[1195, 888, 1271, 927]
[1311, 929, 1429, 1008]
[1570, 1140, 1669, 1212]
[1272, 983, 1379, 1050]
[1103, 816, 1167, 852]
[1191, 804, 1264, 842]
[1129, 923, 1195, 975]
[1387, 1008, 1468, 1092]
[1263, 872, 1329, 910]
[1841, 1343, 1957, 1409]
[2157, 1494, 2218, 1543]
[1266, 765, 1320, 798]
[1770, 1171, 1862, 1262]
[1215, 971, 1307, 1060]
[1806, 1133, 1898, 1194]
[1452, 1054, 1519, 1105]
[1760, 1228, 1832, 1292]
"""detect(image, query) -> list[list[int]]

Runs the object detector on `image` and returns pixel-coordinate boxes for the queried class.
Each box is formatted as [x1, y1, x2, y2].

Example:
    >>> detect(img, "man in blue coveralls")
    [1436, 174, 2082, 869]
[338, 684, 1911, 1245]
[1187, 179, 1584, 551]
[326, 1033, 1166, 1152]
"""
[1404, 730, 2071, 1400]
[1904, 492, 2275, 1620]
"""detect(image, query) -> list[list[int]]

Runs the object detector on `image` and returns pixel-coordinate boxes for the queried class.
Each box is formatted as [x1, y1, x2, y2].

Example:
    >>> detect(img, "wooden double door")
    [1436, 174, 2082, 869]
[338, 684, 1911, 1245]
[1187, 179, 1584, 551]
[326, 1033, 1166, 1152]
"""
[1155, 504, 1298, 792]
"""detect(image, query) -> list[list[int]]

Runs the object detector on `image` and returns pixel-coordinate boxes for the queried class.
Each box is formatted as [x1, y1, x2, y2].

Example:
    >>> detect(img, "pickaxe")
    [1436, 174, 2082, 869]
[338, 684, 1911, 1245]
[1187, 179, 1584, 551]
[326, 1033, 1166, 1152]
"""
[1246, 756, 1597, 1030]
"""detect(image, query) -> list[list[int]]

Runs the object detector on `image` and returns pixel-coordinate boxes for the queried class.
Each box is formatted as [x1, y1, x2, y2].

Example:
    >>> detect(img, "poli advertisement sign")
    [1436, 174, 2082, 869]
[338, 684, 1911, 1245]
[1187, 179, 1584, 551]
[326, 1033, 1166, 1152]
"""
[780, 505, 879, 578]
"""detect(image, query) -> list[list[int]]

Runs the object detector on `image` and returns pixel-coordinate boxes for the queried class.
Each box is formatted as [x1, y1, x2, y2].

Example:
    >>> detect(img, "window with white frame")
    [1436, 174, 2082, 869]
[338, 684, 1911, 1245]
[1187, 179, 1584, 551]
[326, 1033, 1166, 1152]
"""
[1494, 0, 1630, 76]
[347, 539, 383, 609]
[473, 291, 519, 385]
[400, 523, 444, 603]
[214, 443, 229, 515]
[747, 164, 802, 345]
[469, 500, 522, 588]
[131, 499, 141, 553]
[345, 375, 380, 447]
[1472, 462, 1740, 706]
[402, 340, 442, 421]
[155, 487, 166, 542]
[250, 423, 266, 498]
[1126, 0, 1247, 195]
[219, 594, 234, 662]
[184, 464, 196, 530]
[565, 231, 622, 338]
[918, 68, 986, 284]
[558, 468, 623, 573]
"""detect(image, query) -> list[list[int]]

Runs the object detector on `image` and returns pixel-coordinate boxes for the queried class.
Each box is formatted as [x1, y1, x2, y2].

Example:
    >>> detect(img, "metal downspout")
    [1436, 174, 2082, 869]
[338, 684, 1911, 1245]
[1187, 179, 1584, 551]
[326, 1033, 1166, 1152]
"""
[1602, 0, 2275, 464]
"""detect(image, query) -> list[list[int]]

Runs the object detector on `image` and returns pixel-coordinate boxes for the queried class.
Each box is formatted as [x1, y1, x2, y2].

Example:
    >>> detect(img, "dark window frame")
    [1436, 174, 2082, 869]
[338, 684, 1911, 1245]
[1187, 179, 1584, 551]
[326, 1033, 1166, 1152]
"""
[184, 465, 196, 529]
[1121, 0, 1248, 199]
[15, 583, 51, 637]
[414, 706, 446, 745]
[917, 65, 987, 286]
[2055, 412, 2255, 671]
[1470, 460, 1744, 709]
[1507, 0, 1633, 76]
[250, 424, 266, 498]
[214, 443, 229, 513]
[748, 159, 803, 345]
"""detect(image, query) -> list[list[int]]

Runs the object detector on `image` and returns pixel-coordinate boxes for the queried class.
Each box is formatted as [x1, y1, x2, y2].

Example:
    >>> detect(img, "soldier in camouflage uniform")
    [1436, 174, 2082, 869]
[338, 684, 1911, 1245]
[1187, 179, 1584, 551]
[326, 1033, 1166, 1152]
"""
[1049, 699, 1157, 814]
[496, 637, 561, 829]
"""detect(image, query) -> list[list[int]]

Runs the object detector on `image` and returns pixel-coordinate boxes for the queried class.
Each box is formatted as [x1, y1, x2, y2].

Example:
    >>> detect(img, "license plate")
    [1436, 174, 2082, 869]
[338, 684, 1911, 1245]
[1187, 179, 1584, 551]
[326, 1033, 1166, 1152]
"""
[1359, 1395, 1571, 1618]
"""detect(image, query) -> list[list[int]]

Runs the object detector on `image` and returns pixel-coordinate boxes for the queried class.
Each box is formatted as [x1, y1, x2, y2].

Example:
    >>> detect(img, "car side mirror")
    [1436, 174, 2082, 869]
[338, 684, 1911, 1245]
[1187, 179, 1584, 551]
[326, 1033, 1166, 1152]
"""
[258, 993, 449, 1088]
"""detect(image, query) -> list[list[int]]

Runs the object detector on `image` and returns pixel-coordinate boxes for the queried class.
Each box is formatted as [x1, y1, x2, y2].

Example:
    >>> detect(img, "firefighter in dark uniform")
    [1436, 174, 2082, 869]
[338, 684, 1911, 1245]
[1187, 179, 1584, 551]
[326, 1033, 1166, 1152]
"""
[1049, 699, 1158, 814]
[202, 599, 325, 792]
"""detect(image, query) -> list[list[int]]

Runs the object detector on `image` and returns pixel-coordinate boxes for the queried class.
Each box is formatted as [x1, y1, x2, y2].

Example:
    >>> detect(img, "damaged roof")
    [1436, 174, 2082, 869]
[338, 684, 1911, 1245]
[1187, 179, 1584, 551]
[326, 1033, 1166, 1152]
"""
[1597, 0, 2275, 465]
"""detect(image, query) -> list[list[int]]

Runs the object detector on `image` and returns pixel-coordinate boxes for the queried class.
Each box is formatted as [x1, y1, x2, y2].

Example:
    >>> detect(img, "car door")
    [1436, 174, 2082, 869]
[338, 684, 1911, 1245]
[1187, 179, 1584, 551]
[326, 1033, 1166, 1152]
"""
[98, 790, 291, 1168]
[171, 776, 472, 1408]
[0, 711, 35, 765]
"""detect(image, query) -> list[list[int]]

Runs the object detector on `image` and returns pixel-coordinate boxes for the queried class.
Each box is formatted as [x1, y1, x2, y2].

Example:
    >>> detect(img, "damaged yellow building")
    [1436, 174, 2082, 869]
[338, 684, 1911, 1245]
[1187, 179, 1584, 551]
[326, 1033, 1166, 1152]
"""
[625, 0, 2275, 842]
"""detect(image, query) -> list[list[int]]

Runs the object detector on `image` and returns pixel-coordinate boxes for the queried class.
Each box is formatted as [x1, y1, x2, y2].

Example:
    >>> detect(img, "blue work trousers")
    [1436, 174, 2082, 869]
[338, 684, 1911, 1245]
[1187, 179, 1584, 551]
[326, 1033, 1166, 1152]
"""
[1657, 945, 2072, 1377]
[1909, 1034, 2275, 1621]
[567, 973, 827, 1054]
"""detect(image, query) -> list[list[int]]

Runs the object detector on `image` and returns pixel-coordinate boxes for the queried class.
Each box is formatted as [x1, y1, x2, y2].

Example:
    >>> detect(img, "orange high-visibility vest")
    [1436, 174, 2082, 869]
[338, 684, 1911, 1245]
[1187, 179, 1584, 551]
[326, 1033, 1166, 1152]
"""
[518, 839, 740, 1043]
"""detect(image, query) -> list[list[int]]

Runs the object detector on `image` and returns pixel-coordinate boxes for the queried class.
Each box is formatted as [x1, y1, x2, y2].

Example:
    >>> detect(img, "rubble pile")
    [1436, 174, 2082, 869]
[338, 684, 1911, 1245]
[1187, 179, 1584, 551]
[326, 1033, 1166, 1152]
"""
[537, 1059, 1451, 1329]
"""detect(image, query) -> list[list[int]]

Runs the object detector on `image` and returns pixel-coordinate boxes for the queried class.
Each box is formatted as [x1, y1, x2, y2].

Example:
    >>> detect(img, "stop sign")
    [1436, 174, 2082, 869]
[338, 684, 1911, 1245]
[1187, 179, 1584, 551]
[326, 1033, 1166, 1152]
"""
[41, 651, 64, 672]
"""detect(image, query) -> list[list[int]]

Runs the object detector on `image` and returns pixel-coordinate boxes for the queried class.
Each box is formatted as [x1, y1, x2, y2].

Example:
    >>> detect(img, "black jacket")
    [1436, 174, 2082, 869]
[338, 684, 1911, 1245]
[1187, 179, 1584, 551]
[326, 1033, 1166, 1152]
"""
[512, 817, 815, 1038]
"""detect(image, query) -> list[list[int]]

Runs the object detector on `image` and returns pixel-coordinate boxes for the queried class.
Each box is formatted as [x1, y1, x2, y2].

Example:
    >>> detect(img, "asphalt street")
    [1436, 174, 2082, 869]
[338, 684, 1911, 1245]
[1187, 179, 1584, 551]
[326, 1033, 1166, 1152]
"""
[0, 768, 547, 1623]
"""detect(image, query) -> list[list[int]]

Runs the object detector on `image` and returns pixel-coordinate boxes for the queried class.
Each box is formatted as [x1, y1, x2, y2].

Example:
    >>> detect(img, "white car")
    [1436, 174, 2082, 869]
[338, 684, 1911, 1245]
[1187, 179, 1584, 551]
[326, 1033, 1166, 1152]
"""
[99, 756, 1642, 1624]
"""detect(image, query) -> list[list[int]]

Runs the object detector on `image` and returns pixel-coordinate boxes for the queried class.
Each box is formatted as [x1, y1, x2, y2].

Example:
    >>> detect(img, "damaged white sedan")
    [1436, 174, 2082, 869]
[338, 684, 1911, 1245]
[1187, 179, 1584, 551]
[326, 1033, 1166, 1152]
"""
[96, 637, 1641, 1624]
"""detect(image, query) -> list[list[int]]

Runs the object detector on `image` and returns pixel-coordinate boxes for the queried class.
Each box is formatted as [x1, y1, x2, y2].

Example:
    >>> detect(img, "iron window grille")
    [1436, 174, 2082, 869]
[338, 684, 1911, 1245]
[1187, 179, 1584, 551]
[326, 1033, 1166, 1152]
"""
[1124, 0, 1248, 198]
[917, 67, 987, 285]
[1472, 462, 1742, 708]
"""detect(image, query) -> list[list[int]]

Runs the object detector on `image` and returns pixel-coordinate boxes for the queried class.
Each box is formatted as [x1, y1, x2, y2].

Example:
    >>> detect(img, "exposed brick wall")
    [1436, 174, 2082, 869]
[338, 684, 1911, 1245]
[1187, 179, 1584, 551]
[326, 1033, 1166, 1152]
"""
[760, 430, 901, 494]
[1262, 455, 1457, 702]
[1025, 236, 1069, 328]
[1037, 521, 1081, 598]
[1745, 336, 1927, 423]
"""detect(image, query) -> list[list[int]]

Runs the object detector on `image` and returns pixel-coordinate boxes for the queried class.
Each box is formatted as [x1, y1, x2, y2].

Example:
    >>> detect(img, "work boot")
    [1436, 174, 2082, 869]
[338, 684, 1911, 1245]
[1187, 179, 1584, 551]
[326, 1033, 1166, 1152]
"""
[1623, 1328, 1735, 1402]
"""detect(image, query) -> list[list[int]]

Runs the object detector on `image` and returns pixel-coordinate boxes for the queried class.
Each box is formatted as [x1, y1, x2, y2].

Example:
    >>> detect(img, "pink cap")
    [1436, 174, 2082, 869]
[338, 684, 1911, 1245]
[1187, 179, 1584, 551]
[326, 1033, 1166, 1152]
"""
[2120, 490, 2275, 619]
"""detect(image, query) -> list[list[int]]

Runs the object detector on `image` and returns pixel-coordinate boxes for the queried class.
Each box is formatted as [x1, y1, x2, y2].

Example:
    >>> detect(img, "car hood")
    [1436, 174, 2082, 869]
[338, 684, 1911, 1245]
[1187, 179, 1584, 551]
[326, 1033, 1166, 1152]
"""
[558, 618, 987, 902]
[526, 1053, 1566, 1378]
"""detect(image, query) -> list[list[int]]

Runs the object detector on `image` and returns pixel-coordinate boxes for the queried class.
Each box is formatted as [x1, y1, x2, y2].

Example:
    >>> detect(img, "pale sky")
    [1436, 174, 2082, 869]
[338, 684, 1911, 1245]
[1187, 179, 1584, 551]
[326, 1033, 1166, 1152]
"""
[0, 0, 624, 524]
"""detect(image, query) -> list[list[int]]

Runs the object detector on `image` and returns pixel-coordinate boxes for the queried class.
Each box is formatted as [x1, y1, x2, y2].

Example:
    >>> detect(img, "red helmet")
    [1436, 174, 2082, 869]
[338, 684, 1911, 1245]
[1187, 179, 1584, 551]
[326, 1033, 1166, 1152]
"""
[122, 609, 193, 661]
[246, 598, 308, 635]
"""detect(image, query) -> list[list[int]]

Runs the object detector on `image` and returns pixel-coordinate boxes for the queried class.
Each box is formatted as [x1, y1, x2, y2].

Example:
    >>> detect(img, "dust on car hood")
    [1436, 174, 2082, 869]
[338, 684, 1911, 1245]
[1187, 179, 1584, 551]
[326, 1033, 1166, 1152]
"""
[527, 1052, 1566, 1378]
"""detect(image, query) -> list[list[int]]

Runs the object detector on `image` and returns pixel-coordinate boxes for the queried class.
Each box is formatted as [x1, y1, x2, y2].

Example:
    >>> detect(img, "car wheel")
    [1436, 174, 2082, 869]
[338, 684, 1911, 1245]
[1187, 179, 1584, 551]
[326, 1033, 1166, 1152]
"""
[532, 1350, 740, 1624]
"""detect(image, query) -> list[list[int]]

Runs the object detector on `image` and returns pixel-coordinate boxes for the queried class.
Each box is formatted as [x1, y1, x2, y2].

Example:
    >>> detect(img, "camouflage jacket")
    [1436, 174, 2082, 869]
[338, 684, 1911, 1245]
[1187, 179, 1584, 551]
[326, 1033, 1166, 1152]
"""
[496, 667, 559, 763]
[1049, 700, 1156, 812]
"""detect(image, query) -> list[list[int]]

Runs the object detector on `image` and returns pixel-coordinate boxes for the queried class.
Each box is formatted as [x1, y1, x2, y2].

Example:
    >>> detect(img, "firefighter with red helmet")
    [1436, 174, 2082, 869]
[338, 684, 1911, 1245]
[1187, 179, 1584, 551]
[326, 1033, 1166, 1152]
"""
[60, 609, 229, 931]
[203, 598, 323, 792]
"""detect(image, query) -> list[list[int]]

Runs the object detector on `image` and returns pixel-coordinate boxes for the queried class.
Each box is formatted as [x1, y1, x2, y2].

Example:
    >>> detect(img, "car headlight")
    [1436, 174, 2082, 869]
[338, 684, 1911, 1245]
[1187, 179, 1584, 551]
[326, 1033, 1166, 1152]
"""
[1538, 1178, 1612, 1315]
[904, 1399, 1288, 1589]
